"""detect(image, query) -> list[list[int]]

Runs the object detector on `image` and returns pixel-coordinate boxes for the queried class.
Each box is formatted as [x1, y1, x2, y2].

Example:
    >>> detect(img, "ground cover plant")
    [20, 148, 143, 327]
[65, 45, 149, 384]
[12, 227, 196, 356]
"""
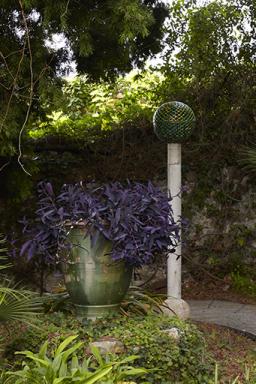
[2, 311, 256, 383]
[1, 312, 212, 383]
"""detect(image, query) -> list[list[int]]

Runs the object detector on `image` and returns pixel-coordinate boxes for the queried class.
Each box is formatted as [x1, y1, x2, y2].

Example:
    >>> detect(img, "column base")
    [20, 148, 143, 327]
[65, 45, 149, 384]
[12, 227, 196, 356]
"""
[161, 298, 190, 320]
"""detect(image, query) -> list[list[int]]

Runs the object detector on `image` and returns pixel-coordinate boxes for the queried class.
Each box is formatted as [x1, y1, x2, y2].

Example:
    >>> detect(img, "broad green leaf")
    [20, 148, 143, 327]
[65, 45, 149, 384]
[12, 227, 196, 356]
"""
[59, 342, 84, 362]
[118, 367, 149, 378]
[55, 335, 78, 356]
[16, 351, 50, 367]
[81, 366, 113, 384]
[38, 340, 49, 359]
[59, 360, 68, 377]
[90, 345, 104, 366]
[71, 355, 79, 370]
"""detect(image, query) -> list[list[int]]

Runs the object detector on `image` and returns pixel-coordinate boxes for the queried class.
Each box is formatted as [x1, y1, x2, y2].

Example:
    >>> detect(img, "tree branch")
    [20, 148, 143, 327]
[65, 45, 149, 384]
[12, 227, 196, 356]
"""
[17, 0, 34, 176]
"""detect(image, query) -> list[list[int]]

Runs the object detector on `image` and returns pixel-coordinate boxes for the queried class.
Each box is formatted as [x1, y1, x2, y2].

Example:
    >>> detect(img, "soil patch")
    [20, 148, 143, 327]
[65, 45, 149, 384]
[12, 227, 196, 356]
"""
[196, 322, 256, 382]
[182, 274, 256, 305]
[149, 275, 256, 305]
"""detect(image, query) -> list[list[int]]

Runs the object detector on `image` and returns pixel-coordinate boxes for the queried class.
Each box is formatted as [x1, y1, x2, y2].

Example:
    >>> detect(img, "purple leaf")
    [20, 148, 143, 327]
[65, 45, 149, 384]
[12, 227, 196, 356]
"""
[19, 180, 180, 268]
[20, 240, 32, 256]
[45, 182, 54, 196]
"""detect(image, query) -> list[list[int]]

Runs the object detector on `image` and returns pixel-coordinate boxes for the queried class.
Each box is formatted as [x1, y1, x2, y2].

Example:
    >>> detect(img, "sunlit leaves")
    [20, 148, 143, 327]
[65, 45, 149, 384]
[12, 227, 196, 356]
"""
[30, 71, 163, 141]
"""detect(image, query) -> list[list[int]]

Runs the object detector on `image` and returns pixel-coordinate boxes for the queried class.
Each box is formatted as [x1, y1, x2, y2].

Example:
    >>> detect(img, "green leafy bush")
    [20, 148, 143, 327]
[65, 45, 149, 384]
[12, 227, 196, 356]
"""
[231, 272, 256, 297]
[3, 318, 66, 364]
[29, 72, 161, 142]
[98, 315, 211, 383]
[3, 335, 149, 384]
[4, 313, 212, 383]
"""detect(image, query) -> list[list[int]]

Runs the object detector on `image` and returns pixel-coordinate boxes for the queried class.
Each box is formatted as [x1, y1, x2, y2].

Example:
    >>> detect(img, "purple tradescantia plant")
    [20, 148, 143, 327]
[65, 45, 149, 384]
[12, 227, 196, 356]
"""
[20, 181, 180, 267]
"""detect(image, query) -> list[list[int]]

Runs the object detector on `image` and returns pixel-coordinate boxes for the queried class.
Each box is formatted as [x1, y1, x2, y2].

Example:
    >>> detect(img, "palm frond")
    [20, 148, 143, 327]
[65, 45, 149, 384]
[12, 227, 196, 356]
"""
[121, 285, 165, 315]
[0, 234, 42, 325]
[0, 293, 42, 323]
[0, 261, 12, 272]
[239, 145, 256, 173]
[0, 235, 11, 271]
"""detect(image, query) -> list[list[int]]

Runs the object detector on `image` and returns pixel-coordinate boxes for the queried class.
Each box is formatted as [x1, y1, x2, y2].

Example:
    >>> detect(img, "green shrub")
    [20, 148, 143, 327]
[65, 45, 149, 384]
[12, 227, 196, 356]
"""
[96, 315, 211, 383]
[4, 313, 212, 383]
[3, 335, 149, 384]
[30, 72, 161, 142]
[3, 318, 69, 365]
[231, 272, 256, 297]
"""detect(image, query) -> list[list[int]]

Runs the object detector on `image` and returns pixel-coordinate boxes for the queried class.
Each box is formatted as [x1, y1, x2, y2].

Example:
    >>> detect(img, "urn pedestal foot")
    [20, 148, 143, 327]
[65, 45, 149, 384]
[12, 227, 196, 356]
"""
[75, 303, 120, 320]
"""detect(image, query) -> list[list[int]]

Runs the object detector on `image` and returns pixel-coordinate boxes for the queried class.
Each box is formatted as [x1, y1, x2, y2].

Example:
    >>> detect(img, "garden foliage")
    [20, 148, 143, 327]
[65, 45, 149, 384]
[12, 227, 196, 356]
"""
[20, 180, 179, 268]
[2, 0, 256, 276]
[27, 0, 256, 152]
[3, 335, 148, 384]
[0, 235, 41, 326]
[3, 313, 211, 383]
[1, 0, 256, 212]
[0, 0, 168, 156]
[30, 72, 161, 142]
[0, 0, 255, 166]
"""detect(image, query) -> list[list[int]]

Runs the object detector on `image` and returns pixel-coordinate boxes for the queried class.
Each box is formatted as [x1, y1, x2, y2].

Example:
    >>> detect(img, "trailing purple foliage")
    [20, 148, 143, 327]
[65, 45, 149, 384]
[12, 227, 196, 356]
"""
[20, 181, 180, 267]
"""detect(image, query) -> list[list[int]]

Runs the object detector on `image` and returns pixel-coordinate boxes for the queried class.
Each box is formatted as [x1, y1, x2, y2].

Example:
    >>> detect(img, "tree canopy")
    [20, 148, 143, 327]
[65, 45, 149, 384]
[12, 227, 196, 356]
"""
[29, 0, 256, 150]
[1, 0, 256, 170]
[0, 0, 168, 158]
[162, 0, 256, 147]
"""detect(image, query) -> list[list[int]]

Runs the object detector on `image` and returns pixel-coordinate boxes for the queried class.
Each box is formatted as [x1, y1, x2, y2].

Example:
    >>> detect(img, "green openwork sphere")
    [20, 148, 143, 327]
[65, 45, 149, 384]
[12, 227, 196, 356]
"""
[153, 101, 195, 143]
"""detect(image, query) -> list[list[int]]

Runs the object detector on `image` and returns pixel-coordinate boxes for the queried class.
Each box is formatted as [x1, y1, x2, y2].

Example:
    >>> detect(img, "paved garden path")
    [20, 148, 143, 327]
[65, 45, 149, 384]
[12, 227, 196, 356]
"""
[188, 300, 256, 339]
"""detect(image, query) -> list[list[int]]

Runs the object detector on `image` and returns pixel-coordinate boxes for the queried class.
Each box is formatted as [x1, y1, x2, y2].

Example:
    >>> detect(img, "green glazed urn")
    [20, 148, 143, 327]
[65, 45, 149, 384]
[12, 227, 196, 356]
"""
[62, 227, 133, 319]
